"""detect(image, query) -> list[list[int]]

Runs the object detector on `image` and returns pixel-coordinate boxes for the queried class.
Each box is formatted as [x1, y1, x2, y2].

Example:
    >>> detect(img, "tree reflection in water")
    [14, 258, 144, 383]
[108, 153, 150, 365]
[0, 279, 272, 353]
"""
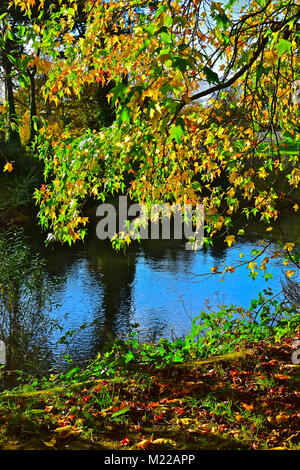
[0, 228, 60, 388]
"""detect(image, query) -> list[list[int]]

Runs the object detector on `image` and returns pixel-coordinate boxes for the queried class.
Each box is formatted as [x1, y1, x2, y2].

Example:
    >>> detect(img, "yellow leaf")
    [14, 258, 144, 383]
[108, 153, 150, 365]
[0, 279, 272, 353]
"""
[45, 406, 53, 413]
[42, 436, 56, 448]
[136, 438, 152, 449]
[284, 243, 294, 252]
[274, 374, 291, 381]
[54, 425, 82, 439]
[270, 447, 288, 450]
[285, 270, 295, 278]
[152, 438, 177, 447]
[3, 162, 13, 173]
[264, 50, 278, 65]
[225, 235, 236, 247]
[241, 403, 253, 411]
[172, 1, 181, 13]
[293, 204, 299, 212]
[235, 413, 243, 422]
[179, 418, 196, 426]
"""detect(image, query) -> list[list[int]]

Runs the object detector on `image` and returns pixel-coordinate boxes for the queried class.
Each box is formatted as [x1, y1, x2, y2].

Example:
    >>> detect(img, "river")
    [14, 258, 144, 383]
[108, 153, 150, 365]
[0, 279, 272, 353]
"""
[21, 212, 299, 370]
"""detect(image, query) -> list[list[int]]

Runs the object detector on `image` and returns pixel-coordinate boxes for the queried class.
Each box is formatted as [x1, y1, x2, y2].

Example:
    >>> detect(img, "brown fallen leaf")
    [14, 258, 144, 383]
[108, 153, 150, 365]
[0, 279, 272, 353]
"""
[164, 399, 184, 404]
[274, 374, 291, 381]
[136, 438, 152, 450]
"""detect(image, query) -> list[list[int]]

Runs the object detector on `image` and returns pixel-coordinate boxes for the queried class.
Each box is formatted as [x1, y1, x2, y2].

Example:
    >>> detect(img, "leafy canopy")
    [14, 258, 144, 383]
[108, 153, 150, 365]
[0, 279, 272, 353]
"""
[8, 0, 300, 269]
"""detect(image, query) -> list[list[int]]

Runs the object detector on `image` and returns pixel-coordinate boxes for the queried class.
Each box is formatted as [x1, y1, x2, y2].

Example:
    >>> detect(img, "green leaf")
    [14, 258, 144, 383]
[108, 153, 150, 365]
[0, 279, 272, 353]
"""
[111, 407, 130, 418]
[7, 54, 17, 66]
[120, 107, 130, 124]
[65, 367, 80, 378]
[172, 56, 190, 72]
[145, 24, 157, 36]
[275, 39, 292, 57]
[203, 66, 219, 84]
[160, 32, 172, 44]
[110, 83, 128, 104]
[256, 63, 266, 82]
[125, 350, 135, 363]
[169, 124, 185, 144]
[160, 83, 173, 95]
[164, 15, 173, 28]
[215, 13, 229, 30]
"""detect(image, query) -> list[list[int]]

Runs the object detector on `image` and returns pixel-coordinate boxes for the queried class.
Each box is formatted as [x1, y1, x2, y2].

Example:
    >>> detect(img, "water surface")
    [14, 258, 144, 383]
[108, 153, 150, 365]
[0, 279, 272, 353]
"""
[25, 213, 299, 368]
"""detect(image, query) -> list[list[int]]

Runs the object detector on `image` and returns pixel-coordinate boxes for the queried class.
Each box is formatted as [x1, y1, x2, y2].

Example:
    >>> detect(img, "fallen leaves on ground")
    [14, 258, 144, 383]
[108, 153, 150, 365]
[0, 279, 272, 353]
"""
[0, 337, 299, 450]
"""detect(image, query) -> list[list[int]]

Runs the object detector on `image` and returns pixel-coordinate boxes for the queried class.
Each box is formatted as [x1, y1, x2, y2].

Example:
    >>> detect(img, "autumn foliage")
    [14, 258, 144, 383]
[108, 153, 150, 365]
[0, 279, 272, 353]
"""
[2, 1, 300, 264]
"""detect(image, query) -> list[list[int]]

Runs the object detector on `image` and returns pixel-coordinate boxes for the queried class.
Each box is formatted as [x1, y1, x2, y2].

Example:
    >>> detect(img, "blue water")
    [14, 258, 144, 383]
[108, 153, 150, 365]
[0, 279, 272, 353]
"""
[30, 214, 298, 367]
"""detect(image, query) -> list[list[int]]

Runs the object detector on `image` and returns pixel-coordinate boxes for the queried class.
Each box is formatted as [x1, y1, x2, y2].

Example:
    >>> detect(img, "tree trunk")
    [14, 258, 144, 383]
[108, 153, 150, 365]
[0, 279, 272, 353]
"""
[28, 66, 37, 145]
[3, 53, 20, 144]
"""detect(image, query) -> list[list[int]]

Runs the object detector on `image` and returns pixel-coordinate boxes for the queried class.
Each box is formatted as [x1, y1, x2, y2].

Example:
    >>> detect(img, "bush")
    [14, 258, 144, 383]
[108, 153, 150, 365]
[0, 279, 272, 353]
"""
[57, 289, 299, 384]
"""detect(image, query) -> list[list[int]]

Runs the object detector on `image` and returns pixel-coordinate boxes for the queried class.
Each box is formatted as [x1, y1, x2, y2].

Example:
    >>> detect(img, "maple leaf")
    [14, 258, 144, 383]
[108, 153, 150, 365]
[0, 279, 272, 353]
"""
[3, 162, 13, 173]
[264, 50, 278, 65]
[284, 243, 294, 252]
[121, 436, 130, 446]
[285, 270, 295, 278]
[241, 403, 253, 411]
[225, 235, 236, 247]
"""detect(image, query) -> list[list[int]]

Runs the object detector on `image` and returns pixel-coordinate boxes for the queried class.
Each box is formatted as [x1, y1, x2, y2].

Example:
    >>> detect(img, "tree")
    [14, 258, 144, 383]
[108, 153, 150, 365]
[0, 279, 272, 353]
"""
[0, 3, 21, 143]
[10, 0, 300, 273]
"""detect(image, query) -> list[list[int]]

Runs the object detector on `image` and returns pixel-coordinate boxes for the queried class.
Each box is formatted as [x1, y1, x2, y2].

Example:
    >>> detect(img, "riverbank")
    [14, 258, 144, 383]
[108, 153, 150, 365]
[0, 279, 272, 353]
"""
[0, 337, 299, 450]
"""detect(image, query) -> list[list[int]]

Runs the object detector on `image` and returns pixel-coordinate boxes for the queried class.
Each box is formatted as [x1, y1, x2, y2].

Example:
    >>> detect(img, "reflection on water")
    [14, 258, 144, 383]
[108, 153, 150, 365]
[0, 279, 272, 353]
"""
[19, 213, 297, 370]
[0, 229, 58, 387]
